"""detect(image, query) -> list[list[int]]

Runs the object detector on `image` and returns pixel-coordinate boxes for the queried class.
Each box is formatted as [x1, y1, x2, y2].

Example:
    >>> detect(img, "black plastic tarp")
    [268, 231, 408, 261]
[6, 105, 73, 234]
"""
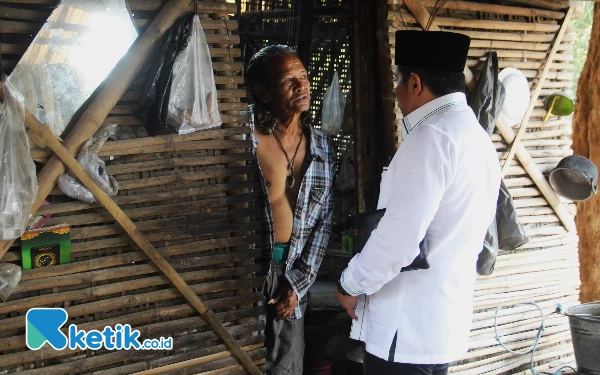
[470, 52, 529, 276]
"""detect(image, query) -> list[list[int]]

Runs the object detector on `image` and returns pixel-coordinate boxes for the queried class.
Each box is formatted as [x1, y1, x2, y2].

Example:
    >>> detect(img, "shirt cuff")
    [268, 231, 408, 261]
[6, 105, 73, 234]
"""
[340, 268, 363, 297]
[284, 269, 310, 300]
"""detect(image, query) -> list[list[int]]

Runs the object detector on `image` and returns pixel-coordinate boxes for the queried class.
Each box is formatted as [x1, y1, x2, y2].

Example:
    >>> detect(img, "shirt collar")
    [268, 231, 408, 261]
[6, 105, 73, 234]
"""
[248, 111, 326, 162]
[401, 92, 468, 137]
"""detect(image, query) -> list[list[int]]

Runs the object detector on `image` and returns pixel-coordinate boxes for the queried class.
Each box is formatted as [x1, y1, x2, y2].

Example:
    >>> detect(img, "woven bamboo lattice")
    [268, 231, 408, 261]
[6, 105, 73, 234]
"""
[308, 15, 353, 164]
[383, 1, 580, 374]
[0, 1, 267, 373]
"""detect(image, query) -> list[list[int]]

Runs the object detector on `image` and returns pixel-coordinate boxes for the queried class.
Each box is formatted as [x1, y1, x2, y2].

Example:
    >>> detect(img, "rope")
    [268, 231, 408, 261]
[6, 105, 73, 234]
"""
[494, 303, 577, 375]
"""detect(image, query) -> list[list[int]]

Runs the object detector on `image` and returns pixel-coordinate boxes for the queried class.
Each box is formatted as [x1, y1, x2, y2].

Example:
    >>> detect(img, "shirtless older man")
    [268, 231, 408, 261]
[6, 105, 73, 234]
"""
[245, 45, 335, 374]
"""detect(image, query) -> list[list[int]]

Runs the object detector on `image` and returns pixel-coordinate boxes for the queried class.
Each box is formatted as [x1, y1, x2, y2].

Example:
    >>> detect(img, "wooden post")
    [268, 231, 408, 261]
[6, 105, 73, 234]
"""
[351, 0, 367, 213]
[572, 2, 600, 303]
[501, 7, 574, 176]
[3, 86, 262, 375]
[375, 0, 398, 162]
[0, 0, 192, 260]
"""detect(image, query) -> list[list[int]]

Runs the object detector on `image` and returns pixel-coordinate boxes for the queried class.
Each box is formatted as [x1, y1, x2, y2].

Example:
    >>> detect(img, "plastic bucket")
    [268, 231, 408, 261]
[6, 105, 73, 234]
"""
[566, 302, 600, 375]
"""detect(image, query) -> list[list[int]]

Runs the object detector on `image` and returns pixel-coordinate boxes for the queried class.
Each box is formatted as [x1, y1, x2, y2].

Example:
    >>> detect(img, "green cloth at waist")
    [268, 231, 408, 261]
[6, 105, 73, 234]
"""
[272, 244, 290, 263]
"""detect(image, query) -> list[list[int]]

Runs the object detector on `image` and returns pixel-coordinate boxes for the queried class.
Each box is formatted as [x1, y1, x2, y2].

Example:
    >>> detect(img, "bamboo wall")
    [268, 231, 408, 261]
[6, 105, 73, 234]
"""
[0, 1, 267, 373]
[384, 1, 580, 374]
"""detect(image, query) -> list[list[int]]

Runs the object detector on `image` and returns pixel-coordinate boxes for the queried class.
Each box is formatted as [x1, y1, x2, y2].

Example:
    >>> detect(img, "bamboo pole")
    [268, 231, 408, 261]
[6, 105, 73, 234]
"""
[0, 299, 265, 353]
[0, 321, 265, 369]
[14, 336, 263, 375]
[501, 7, 574, 176]
[1, 263, 263, 315]
[17, 258, 262, 294]
[131, 344, 264, 375]
[0, 0, 193, 260]
[418, 0, 565, 19]
[388, 11, 562, 32]
[16, 109, 262, 375]
[495, 114, 576, 232]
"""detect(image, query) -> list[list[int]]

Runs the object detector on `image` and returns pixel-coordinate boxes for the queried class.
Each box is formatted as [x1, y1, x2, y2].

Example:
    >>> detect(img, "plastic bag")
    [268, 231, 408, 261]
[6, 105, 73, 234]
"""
[468, 51, 506, 135]
[57, 155, 118, 204]
[321, 72, 346, 135]
[168, 15, 221, 135]
[0, 78, 38, 240]
[57, 125, 120, 203]
[136, 14, 194, 137]
[0, 263, 23, 302]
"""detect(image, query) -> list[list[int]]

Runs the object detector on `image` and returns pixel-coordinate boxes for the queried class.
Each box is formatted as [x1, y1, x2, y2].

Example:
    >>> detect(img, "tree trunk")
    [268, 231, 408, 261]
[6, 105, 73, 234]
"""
[572, 3, 600, 303]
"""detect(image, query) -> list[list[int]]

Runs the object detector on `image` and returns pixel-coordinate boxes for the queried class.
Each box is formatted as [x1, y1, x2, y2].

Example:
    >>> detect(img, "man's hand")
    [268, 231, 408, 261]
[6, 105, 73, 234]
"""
[336, 286, 359, 320]
[268, 284, 298, 320]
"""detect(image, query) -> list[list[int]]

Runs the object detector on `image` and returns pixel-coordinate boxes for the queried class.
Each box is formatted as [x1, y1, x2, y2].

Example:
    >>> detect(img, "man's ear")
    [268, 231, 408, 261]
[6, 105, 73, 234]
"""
[411, 73, 424, 96]
[254, 84, 269, 104]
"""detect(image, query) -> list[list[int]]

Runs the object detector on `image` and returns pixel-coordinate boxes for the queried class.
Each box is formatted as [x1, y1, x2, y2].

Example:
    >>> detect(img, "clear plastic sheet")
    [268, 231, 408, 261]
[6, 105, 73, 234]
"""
[321, 72, 346, 135]
[168, 15, 221, 135]
[0, 263, 23, 302]
[57, 124, 122, 203]
[0, 78, 38, 240]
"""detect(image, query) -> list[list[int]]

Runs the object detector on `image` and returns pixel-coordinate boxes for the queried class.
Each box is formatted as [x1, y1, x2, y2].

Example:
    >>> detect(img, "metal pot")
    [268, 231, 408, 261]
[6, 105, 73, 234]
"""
[549, 155, 599, 202]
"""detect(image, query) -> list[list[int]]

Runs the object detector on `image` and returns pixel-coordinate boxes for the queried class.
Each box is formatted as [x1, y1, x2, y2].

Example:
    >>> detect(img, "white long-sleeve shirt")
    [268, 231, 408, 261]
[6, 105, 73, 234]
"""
[341, 92, 501, 364]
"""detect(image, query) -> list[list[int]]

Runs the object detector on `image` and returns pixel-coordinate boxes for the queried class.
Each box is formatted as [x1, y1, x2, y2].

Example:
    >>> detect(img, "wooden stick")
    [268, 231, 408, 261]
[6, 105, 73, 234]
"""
[131, 1, 237, 13]
[0, 320, 265, 369]
[1, 262, 263, 315]
[0, 0, 192, 261]
[495, 114, 576, 232]
[418, 0, 565, 19]
[501, 7, 574, 176]
[19, 114, 261, 374]
[14, 336, 263, 375]
[132, 344, 264, 375]
[388, 11, 562, 32]
[499, 0, 569, 11]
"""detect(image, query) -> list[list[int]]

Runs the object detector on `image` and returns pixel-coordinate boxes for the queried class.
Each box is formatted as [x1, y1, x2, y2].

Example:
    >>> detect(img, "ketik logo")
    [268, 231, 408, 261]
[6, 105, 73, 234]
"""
[26, 308, 173, 351]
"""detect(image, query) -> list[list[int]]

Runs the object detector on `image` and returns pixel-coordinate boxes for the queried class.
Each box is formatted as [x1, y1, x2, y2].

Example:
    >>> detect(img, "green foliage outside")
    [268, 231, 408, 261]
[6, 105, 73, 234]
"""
[571, 1, 595, 96]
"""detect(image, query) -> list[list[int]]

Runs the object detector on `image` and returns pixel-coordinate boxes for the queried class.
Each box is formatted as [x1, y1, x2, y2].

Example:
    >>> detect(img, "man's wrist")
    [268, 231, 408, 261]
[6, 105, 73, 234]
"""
[336, 277, 351, 296]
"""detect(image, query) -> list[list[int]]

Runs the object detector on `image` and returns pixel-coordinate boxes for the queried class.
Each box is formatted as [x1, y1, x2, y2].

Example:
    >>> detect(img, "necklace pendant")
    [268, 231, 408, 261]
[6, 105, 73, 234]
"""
[286, 174, 295, 189]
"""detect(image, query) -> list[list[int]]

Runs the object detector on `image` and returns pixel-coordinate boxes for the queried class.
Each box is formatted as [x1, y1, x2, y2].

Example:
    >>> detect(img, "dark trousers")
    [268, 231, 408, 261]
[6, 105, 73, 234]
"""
[365, 352, 449, 375]
[264, 263, 305, 375]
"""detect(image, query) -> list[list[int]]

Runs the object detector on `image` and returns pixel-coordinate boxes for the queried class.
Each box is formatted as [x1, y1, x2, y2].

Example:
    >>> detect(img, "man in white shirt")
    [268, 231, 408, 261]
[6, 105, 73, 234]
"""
[336, 31, 501, 374]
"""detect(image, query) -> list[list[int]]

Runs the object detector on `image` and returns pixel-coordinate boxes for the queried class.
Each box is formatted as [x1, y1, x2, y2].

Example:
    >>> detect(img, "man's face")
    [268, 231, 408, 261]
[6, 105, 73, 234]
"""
[259, 54, 311, 116]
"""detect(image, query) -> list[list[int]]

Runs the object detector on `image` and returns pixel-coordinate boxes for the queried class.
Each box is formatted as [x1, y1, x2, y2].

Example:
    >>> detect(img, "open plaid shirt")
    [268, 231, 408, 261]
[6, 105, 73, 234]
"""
[246, 113, 335, 319]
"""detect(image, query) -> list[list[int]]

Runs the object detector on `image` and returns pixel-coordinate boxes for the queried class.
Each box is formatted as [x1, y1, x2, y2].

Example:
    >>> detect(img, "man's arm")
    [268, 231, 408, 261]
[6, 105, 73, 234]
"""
[284, 181, 334, 301]
[340, 125, 456, 296]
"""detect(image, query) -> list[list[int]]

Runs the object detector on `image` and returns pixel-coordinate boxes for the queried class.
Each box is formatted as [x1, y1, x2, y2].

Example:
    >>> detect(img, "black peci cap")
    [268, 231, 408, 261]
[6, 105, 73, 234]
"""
[395, 30, 471, 73]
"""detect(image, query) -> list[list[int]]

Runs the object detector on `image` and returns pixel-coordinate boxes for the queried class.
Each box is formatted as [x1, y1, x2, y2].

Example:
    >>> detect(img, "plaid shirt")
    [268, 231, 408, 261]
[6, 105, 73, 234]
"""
[246, 113, 335, 319]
